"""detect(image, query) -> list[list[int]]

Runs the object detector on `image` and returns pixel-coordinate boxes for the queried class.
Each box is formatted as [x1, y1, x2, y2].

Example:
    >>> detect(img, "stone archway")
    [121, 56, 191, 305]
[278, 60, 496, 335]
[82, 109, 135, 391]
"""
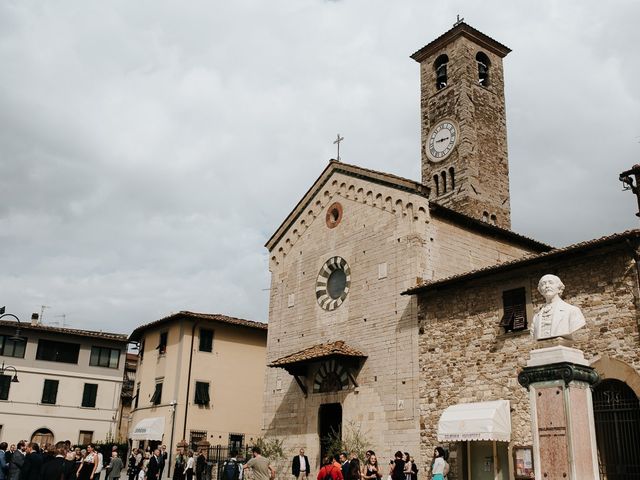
[590, 355, 640, 397]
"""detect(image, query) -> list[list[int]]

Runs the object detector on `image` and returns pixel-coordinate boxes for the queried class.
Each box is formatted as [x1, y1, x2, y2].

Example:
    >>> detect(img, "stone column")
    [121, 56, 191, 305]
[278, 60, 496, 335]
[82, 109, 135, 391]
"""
[518, 346, 599, 480]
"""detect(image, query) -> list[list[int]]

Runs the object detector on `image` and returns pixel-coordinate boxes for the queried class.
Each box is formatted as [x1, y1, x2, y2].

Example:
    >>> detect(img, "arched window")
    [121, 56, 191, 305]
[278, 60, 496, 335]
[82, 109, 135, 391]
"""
[433, 175, 440, 197]
[441, 171, 447, 193]
[482, 211, 489, 223]
[449, 167, 455, 190]
[434, 54, 449, 90]
[476, 52, 491, 86]
[490, 214, 497, 225]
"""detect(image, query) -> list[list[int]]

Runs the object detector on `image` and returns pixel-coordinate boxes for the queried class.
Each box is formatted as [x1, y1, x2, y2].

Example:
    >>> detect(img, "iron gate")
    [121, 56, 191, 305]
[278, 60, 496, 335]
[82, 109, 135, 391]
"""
[205, 444, 253, 480]
[593, 379, 640, 479]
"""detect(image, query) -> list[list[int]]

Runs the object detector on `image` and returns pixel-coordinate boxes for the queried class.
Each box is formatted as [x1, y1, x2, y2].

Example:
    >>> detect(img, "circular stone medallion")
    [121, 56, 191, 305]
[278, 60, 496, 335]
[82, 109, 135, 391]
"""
[316, 256, 351, 311]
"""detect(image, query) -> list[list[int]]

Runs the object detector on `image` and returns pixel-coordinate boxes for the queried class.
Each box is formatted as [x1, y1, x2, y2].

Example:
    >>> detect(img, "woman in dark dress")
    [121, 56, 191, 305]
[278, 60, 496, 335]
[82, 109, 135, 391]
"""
[172, 451, 185, 480]
[127, 450, 140, 480]
[76, 445, 98, 480]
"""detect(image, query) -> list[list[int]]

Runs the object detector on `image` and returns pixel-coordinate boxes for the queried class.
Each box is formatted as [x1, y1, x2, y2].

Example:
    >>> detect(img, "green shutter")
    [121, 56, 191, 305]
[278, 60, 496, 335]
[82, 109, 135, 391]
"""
[0, 375, 11, 400]
[42, 379, 59, 404]
[194, 382, 210, 405]
[82, 383, 98, 407]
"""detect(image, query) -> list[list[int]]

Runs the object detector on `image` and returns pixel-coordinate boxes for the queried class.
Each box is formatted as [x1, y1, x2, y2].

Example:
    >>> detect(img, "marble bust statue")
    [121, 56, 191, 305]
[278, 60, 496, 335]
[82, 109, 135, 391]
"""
[531, 274, 586, 341]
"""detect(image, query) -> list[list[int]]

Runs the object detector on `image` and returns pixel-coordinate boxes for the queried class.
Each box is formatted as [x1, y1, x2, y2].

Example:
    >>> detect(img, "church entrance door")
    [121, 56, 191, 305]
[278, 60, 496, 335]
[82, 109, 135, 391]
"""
[318, 403, 342, 461]
[593, 379, 640, 479]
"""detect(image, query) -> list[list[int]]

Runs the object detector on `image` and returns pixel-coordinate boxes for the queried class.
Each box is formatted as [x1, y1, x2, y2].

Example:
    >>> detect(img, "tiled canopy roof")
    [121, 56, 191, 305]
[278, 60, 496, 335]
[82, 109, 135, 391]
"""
[269, 340, 366, 368]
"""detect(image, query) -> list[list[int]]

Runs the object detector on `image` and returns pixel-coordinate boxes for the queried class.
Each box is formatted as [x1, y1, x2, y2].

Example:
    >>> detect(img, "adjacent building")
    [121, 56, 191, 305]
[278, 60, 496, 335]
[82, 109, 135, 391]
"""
[0, 315, 128, 445]
[404, 230, 640, 479]
[127, 311, 267, 457]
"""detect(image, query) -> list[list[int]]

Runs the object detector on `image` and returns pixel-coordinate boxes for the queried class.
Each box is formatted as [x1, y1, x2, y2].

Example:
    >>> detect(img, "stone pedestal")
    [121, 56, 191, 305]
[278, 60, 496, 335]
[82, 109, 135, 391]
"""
[518, 347, 600, 480]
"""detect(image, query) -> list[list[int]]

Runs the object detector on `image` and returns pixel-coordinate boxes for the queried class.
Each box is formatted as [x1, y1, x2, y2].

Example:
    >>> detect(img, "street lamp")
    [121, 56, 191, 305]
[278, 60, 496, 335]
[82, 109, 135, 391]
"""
[0, 363, 19, 383]
[0, 311, 25, 382]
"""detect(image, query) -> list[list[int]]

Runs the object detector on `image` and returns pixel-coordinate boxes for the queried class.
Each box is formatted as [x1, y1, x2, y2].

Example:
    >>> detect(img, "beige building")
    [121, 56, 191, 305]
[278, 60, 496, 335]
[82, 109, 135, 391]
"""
[127, 311, 267, 458]
[263, 22, 553, 470]
[0, 314, 128, 446]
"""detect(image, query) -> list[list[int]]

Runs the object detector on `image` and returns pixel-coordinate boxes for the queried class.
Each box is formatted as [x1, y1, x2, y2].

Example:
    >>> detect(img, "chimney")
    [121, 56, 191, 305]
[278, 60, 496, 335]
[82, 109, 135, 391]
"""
[31, 313, 39, 325]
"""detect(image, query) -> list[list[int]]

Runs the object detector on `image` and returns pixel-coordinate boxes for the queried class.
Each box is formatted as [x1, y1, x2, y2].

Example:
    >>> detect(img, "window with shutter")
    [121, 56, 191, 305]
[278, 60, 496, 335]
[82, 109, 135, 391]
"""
[194, 381, 210, 405]
[0, 375, 11, 400]
[42, 379, 59, 404]
[82, 383, 98, 408]
[157, 332, 168, 355]
[500, 288, 527, 332]
[199, 329, 213, 353]
[151, 382, 163, 405]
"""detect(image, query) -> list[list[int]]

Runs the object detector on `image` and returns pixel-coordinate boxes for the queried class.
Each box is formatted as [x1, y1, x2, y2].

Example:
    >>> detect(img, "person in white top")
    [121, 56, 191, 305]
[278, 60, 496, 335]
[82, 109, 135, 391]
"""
[430, 448, 447, 480]
[183, 452, 195, 480]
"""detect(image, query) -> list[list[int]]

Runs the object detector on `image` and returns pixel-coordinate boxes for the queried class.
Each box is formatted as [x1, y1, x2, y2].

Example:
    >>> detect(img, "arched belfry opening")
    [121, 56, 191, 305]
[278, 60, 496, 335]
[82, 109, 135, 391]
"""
[476, 52, 491, 86]
[434, 54, 449, 90]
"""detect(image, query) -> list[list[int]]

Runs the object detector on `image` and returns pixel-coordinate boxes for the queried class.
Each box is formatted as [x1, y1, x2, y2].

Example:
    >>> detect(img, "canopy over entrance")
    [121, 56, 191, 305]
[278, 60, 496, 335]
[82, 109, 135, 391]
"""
[130, 417, 165, 441]
[437, 400, 511, 442]
[269, 340, 366, 397]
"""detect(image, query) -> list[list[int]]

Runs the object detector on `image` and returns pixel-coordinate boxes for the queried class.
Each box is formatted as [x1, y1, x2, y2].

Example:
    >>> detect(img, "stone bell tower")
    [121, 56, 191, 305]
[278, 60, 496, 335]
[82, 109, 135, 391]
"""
[411, 21, 512, 229]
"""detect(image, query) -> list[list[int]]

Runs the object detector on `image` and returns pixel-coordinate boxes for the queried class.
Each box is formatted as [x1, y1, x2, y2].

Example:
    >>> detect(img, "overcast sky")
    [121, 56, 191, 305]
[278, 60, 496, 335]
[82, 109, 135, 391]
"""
[1, 0, 639, 334]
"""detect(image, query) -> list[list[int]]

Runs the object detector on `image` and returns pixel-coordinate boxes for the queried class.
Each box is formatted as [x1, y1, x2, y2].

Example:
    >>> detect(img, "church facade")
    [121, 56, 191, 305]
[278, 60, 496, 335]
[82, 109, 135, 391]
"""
[262, 21, 640, 480]
[263, 22, 549, 469]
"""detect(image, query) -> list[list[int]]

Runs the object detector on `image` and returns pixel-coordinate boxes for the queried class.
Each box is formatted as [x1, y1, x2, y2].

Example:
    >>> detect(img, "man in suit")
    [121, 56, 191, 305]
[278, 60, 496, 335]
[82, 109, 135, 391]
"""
[20, 443, 43, 480]
[8, 442, 24, 480]
[0, 442, 8, 480]
[40, 444, 65, 480]
[158, 446, 167, 480]
[147, 450, 161, 480]
[338, 453, 349, 480]
[291, 448, 310, 480]
[531, 274, 586, 340]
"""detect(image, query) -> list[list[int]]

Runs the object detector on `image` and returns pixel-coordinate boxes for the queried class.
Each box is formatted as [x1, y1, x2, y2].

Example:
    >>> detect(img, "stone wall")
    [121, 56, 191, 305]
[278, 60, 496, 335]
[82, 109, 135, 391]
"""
[416, 243, 640, 479]
[263, 170, 540, 477]
[418, 34, 511, 229]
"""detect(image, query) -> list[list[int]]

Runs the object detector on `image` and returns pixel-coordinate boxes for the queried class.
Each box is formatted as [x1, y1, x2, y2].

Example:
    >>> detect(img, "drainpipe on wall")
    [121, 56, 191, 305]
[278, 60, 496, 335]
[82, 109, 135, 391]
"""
[168, 400, 177, 478]
[182, 320, 200, 442]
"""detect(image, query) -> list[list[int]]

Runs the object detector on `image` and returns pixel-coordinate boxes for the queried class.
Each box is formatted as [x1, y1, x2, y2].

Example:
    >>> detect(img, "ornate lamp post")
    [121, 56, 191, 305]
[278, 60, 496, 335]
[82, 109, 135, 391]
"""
[0, 311, 25, 382]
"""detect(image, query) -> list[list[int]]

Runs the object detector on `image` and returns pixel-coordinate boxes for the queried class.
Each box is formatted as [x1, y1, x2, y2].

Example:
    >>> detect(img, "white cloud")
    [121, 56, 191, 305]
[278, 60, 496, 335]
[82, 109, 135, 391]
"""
[1, 0, 639, 331]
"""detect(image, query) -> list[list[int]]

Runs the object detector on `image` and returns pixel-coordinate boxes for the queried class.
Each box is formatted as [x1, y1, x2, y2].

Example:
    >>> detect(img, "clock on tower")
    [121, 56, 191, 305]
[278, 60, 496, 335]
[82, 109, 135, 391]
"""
[411, 21, 512, 229]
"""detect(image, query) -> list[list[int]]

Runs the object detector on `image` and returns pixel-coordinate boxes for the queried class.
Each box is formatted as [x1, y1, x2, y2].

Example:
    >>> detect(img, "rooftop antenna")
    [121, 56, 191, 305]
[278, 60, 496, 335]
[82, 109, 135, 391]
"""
[39, 305, 51, 324]
[50, 314, 68, 327]
[333, 133, 344, 162]
[453, 14, 464, 27]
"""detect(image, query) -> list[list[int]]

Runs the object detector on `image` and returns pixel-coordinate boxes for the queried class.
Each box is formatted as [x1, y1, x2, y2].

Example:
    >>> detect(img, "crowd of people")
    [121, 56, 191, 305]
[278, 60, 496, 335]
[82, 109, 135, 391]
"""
[303, 448, 448, 480]
[0, 441, 448, 480]
[0, 441, 127, 480]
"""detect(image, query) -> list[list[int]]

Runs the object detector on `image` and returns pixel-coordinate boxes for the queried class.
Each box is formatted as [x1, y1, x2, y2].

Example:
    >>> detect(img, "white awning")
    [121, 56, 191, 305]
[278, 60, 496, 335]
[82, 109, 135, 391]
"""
[130, 417, 165, 441]
[437, 400, 511, 442]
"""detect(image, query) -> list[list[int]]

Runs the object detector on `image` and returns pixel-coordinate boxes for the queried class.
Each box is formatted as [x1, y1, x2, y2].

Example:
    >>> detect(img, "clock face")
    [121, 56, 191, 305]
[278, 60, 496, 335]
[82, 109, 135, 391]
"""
[426, 120, 457, 162]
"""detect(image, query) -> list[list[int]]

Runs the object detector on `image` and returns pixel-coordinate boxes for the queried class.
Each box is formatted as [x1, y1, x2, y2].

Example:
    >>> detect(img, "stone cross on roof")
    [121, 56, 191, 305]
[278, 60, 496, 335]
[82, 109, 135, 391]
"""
[453, 14, 464, 27]
[333, 133, 344, 162]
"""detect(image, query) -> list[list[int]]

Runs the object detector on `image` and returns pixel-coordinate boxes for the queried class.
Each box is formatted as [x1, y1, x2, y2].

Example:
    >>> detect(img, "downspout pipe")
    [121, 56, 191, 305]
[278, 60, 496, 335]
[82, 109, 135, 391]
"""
[182, 319, 200, 441]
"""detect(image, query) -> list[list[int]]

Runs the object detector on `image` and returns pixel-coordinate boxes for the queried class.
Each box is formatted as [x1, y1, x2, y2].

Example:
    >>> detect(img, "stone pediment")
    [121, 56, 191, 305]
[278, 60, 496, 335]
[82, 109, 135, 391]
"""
[265, 160, 432, 267]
